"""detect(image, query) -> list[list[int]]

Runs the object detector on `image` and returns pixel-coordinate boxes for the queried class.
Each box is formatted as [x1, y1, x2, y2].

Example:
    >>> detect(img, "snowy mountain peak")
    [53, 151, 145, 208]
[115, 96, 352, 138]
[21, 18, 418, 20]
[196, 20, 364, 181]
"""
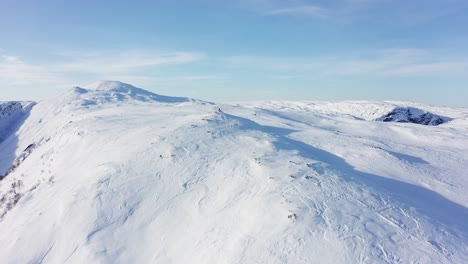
[85, 80, 147, 94]
[66, 80, 208, 105]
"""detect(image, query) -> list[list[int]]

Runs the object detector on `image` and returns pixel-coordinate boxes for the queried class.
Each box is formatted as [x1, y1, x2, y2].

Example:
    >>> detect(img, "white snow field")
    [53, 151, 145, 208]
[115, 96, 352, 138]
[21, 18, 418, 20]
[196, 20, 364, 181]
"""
[0, 81, 467, 263]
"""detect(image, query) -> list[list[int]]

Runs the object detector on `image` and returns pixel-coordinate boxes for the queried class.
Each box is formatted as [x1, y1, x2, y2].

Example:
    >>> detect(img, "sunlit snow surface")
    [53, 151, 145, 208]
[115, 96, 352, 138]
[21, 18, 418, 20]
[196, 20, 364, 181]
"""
[0, 81, 467, 263]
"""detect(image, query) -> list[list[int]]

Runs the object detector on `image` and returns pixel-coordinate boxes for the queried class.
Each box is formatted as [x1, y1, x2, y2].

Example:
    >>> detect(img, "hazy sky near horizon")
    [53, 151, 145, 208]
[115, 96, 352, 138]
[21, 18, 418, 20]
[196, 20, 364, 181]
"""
[1, 0, 468, 106]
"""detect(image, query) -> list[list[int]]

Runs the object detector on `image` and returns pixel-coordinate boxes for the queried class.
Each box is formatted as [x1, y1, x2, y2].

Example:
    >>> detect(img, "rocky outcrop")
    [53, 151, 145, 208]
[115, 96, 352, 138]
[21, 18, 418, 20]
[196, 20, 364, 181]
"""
[376, 107, 449, 126]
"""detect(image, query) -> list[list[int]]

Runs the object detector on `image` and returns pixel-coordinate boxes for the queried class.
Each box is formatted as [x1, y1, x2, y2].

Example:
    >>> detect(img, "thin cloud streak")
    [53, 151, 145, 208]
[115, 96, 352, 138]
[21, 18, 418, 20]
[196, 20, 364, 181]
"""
[224, 49, 468, 77]
[0, 53, 69, 87]
[56, 51, 206, 74]
[181, 75, 226, 81]
[224, 56, 321, 71]
[382, 62, 468, 77]
[265, 5, 328, 17]
[0, 50, 208, 89]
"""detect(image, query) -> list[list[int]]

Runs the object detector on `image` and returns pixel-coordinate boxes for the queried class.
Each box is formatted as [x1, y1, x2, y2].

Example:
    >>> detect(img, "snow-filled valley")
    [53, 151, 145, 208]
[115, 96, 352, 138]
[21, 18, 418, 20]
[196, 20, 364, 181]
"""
[0, 81, 467, 263]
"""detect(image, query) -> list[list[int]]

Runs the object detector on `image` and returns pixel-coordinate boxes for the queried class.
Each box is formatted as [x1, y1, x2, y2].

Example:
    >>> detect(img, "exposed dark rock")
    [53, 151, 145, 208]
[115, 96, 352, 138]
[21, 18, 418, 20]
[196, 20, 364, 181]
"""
[376, 107, 450, 126]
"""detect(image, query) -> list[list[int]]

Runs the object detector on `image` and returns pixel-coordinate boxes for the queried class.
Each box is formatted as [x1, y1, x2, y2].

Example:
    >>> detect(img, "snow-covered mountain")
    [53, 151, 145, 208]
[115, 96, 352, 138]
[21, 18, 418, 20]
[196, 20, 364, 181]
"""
[0, 81, 467, 263]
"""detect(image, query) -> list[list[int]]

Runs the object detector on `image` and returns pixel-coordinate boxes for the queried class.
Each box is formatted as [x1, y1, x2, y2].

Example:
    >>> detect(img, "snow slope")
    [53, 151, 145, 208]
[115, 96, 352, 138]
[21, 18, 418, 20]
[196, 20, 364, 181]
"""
[0, 101, 35, 143]
[0, 81, 467, 263]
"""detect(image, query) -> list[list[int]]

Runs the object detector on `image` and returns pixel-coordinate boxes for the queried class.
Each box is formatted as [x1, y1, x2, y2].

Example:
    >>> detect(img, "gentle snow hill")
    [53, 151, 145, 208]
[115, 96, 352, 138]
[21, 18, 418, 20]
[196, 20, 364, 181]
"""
[0, 81, 467, 264]
[81, 80, 210, 104]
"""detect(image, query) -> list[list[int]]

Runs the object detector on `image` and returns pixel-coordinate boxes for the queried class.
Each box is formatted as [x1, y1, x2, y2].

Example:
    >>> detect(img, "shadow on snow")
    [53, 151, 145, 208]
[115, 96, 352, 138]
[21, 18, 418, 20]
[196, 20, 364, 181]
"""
[224, 112, 468, 237]
[0, 106, 33, 179]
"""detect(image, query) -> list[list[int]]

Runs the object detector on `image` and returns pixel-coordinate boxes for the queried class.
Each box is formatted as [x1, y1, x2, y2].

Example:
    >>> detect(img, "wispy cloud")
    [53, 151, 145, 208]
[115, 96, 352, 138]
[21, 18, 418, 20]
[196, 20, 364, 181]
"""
[224, 56, 321, 71]
[0, 50, 208, 90]
[326, 49, 468, 77]
[374, 48, 430, 60]
[269, 74, 297, 80]
[224, 48, 468, 77]
[0, 53, 68, 87]
[55, 51, 205, 74]
[1, 55, 23, 63]
[180, 75, 226, 81]
[382, 62, 468, 77]
[265, 5, 327, 17]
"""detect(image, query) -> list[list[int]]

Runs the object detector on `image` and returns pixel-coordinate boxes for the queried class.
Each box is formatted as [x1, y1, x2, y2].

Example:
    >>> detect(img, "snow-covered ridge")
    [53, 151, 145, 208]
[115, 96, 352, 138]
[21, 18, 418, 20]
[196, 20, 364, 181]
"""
[236, 100, 467, 126]
[0, 82, 467, 263]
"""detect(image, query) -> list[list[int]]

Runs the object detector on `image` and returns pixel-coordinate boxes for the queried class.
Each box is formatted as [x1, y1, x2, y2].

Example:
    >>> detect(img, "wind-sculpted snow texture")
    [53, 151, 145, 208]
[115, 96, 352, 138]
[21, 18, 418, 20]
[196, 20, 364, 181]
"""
[0, 81, 467, 263]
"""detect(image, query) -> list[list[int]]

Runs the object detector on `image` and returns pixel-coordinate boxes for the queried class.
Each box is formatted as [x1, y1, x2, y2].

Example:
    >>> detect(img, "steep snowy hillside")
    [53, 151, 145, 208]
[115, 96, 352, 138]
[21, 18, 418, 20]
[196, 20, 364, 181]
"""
[0, 101, 35, 143]
[0, 81, 467, 263]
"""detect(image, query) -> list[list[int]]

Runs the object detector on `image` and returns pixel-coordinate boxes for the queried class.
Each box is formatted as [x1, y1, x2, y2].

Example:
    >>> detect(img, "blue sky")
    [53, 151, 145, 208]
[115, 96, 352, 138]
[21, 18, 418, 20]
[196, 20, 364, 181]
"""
[1, 0, 468, 106]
